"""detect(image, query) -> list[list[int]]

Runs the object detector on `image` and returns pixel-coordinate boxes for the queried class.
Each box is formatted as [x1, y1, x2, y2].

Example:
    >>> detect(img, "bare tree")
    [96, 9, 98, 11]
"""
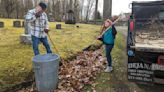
[79, 0, 84, 21]
[47, 0, 52, 14]
[15, 0, 20, 19]
[1, 0, 16, 18]
[85, 0, 95, 22]
[74, 0, 80, 22]
[69, 0, 73, 10]
[24, 0, 33, 13]
[0, 0, 3, 17]
[0, 0, 82, 20]
[54, 0, 62, 21]
[19, 0, 26, 18]
[60, 0, 67, 19]
[51, 0, 56, 17]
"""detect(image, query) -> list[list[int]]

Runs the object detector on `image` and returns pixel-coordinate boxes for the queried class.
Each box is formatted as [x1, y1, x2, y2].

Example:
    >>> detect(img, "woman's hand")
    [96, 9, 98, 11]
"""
[97, 35, 102, 40]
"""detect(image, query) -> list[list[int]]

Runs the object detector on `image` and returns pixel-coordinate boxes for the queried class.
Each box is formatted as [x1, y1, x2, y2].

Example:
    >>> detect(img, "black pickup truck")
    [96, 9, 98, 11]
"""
[127, 1, 164, 84]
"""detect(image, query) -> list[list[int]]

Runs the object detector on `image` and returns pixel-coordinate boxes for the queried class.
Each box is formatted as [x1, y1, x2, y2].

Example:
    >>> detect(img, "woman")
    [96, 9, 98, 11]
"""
[98, 19, 116, 72]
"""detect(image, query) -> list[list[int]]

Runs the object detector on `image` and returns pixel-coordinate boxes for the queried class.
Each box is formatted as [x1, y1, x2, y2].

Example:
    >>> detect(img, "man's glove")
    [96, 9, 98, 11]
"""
[35, 12, 41, 18]
[44, 29, 49, 34]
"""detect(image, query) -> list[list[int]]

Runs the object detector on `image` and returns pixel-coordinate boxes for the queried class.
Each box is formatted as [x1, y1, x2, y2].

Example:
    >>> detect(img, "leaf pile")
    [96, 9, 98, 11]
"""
[57, 49, 106, 92]
[17, 48, 107, 92]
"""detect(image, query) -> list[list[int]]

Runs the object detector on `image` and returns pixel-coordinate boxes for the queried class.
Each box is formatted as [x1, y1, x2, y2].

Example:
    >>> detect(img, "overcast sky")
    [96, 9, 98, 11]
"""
[98, 0, 158, 15]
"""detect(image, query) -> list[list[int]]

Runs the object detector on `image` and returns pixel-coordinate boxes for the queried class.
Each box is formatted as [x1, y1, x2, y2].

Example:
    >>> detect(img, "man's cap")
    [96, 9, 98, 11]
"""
[39, 2, 47, 10]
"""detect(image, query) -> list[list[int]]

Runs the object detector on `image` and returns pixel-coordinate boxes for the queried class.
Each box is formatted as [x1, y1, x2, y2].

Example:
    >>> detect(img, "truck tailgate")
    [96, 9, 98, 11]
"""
[131, 43, 164, 53]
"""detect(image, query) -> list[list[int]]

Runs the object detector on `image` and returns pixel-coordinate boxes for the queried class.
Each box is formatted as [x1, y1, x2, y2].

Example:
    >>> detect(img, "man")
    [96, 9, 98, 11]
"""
[25, 2, 52, 55]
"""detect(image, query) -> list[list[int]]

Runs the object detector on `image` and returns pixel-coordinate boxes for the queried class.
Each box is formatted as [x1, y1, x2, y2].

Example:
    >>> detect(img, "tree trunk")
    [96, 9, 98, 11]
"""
[103, 0, 112, 20]
[69, 0, 73, 10]
[16, 2, 19, 19]
[74, 0, 79, 22]
[94, 0, 98, 23]
[52, 0, 55, 16]
[7, 12, 10, 18]
[80, 0, 84, 21]
[85, 0, 91, 22]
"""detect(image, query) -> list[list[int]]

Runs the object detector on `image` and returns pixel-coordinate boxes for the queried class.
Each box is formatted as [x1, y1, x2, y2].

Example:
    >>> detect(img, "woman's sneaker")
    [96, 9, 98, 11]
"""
[105, 66, 113, 72]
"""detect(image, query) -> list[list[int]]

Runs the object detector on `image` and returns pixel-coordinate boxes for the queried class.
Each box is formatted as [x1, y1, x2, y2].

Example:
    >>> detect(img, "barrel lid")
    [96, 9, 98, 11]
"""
[32, 54, 60, 62]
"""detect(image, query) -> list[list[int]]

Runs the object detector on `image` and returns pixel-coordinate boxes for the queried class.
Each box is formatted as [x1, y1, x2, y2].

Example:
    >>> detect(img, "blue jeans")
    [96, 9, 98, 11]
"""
[105, 44, 114, 67]
[32, 36, 52, 55]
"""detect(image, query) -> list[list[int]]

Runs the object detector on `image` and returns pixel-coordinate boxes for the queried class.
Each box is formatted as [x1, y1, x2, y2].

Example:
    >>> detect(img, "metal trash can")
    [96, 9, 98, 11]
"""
[32, 54, 60, 92]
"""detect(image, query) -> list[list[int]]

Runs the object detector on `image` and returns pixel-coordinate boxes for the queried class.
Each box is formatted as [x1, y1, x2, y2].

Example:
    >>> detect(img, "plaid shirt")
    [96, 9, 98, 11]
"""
[25, 9, 49, 38]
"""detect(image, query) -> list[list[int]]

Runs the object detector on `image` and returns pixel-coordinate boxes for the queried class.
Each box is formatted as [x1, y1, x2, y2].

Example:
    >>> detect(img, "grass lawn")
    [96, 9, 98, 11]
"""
[0, 18, 102, 90]
[0, 19, 135, 92]
[1, 18, 161, 92]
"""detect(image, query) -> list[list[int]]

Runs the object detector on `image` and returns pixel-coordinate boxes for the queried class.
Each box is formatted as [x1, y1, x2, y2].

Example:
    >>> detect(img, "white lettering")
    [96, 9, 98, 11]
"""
[128, 63, 151, 70]
[152, 64, 164, 71]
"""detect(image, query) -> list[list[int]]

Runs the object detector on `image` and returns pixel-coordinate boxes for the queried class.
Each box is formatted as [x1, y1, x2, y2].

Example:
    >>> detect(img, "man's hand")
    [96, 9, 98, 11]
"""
[35, 6, 43, 18]
[44, 29, 49, 34]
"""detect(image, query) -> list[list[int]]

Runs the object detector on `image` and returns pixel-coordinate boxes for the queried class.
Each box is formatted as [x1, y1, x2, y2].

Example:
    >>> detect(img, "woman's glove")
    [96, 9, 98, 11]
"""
[97, 35, 103, 41]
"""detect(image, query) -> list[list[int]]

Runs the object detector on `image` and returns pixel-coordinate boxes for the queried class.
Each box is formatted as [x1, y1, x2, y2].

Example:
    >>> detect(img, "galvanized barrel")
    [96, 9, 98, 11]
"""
[32, 54, 60, 92]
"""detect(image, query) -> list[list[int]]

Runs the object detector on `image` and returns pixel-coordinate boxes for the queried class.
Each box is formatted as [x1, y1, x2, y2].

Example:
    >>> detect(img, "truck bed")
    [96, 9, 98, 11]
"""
[131, 38, 164, 53]
[132, 29, 164, 53]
